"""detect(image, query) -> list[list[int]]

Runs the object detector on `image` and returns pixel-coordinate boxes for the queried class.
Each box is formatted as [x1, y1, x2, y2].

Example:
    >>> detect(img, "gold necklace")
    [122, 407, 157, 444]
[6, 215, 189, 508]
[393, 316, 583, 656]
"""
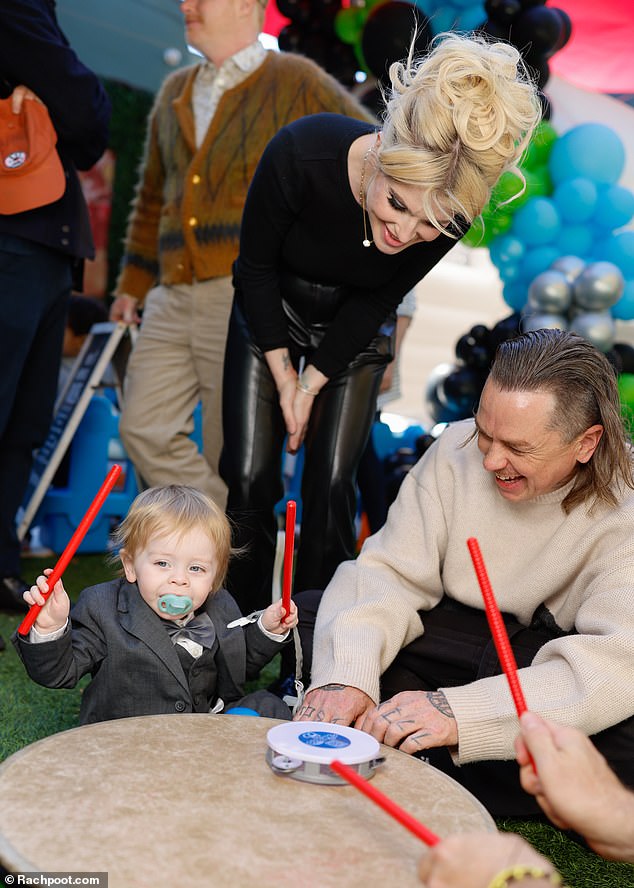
[359, 145, 373, 248]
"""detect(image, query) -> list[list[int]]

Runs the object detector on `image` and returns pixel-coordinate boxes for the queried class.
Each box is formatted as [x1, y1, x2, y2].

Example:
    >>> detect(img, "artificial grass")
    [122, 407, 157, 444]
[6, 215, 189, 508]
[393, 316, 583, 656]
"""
[2, 554, 633, 886]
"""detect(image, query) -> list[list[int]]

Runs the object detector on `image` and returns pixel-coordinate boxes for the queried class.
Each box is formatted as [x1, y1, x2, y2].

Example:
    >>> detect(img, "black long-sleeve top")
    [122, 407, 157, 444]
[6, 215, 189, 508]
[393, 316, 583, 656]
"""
[234, 113, 457, 379]
[0, 0, 111, 258]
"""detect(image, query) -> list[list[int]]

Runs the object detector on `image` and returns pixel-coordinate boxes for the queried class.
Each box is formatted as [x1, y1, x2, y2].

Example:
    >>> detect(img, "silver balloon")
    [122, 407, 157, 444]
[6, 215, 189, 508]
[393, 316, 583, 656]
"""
[424, 362, 455, 421]
[550, 255, 586, 282]
[528, 270, 573, 314]
[573, 261, 624, 311]
[521, 312, 569, 333]
[569, 311, 616, 352]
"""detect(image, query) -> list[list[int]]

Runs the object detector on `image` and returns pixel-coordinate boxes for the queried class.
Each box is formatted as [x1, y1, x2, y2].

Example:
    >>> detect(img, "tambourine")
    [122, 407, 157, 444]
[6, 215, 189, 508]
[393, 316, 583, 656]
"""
[266, 721, 385, 785]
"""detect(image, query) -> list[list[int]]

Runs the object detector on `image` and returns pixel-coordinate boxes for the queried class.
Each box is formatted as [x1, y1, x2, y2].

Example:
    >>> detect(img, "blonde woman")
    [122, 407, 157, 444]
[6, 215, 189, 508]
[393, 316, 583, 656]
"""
[221, 33, 541, 616]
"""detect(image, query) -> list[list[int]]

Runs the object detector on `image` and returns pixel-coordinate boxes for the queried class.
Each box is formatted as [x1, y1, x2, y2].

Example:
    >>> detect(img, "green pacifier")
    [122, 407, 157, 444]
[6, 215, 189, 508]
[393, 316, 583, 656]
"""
[157, 594, 194, 616]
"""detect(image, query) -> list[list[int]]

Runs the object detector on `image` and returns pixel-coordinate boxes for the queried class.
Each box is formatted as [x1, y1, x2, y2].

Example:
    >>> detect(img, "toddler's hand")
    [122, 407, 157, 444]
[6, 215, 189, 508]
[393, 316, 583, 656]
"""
[25, 569, 70, 635]
[261, 599, 298, 635]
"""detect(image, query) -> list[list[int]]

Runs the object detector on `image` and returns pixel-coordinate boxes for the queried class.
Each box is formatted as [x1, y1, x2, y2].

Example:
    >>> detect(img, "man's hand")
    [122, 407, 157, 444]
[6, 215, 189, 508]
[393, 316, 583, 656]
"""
[356, 690, 458, 753]
[294, 684, 374, 725]
[109, 294, 140, 324]
[10, 85, 39, 113]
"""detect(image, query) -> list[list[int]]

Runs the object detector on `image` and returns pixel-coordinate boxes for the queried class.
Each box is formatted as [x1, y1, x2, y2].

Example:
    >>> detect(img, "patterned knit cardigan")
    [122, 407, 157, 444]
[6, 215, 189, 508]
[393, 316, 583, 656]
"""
[115, 52, 373, 302]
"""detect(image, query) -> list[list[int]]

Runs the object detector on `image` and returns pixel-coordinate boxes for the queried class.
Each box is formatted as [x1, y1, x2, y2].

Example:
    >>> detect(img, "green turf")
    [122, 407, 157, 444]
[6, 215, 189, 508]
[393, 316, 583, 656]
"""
[2, 555, 633, 886]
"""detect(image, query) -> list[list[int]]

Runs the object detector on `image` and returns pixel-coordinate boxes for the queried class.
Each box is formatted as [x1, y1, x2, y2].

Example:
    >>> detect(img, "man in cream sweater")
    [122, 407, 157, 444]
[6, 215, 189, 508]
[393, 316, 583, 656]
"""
[296, 328, 634, 816]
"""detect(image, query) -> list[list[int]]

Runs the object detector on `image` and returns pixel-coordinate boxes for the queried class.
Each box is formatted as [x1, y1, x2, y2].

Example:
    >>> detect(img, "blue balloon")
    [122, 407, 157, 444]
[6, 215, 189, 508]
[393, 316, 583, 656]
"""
[553, 178, 597, 223]
[521, 246, 560, 282]
[512, 197, 561, 246]
[612, 279, 634, 321]
[498, 263, 522, 283]
[503, 281, 528, 312]
[413, 0, 436, 14]
[429, 6, 459, 34]
[489, 234, 525, 267]
[549, 124, 625, 187]
[592, 185, 634, 231]
[603, 231, 634, 278]
[555, 224, 593, 259]
[456, 3, 487, 30]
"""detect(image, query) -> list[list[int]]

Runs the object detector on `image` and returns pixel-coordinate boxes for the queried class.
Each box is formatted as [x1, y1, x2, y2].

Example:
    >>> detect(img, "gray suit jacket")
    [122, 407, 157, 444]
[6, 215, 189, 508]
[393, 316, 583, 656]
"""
[14, 578, 286, 724]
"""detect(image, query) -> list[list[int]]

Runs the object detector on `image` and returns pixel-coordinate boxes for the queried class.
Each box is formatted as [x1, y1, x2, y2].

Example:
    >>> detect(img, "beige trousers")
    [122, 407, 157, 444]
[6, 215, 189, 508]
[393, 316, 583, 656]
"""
[119, 278, 233, 508]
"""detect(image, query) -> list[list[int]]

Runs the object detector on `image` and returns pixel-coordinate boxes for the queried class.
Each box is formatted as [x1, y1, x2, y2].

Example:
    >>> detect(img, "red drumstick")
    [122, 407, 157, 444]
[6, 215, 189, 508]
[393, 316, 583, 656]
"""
[281, 499, 296, 618]
[466, 537, 528, 717]
[330, 759, 440, 846]
[18, 464, 122, 636]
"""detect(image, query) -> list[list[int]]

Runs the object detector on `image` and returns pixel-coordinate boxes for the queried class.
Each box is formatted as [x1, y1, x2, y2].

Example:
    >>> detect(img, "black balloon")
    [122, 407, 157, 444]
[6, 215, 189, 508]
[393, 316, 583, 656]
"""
[441, 367, 487, 415]
[605, 348, 623, 375]
[479, 18, 511, 41]
[538, 90, 552, 120]
[277, 24, 303, 53]
[549, 7, 572, 56]
[276, 0, 311, 24]
[359, 84, 385, 119]
[361, 1, 433, 80]
[415, 433, 438, 459]
[612, 342, 634, 375]
[489, 312, 522, 349]
[512, 6, 563, 54]
[484, 0, 522, 26]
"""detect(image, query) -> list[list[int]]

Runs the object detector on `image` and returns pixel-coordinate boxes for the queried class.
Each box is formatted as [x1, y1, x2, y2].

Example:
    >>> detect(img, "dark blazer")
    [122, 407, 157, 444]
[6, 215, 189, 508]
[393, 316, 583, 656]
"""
[0, 0, 111, 259]
[14, 578, 287, 724]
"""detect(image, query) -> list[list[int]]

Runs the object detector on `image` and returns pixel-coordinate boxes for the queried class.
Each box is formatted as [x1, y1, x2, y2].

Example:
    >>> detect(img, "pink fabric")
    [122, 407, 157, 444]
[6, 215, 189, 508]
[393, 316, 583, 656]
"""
[263, 1, 289, 38]
[547, 0, 633, 93]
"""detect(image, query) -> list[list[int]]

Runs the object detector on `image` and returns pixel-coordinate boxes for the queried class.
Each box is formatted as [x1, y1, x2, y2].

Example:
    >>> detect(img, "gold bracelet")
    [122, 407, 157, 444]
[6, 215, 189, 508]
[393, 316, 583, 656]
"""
[296, 377, 319, 397]
[487, 866, 563, 888]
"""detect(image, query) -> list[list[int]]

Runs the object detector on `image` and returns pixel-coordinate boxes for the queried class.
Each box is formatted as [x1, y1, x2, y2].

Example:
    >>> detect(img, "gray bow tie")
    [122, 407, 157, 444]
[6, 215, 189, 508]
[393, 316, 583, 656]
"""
[165, 611, 217, 650]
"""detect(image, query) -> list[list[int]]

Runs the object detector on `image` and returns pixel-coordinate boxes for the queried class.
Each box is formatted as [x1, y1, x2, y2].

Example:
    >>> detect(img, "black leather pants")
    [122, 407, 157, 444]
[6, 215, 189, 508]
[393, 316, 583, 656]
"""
[220, 283, 393, 615]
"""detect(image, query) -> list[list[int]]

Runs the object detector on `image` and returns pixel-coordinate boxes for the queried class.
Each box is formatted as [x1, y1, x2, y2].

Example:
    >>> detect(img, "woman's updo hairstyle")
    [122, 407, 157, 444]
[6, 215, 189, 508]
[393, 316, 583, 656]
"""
[378, 32, 541, 237]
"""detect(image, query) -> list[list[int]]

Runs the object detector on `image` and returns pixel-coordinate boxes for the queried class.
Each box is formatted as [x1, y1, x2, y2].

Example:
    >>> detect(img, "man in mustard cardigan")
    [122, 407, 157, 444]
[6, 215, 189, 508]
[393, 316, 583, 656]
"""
[110, 0, 371, 509]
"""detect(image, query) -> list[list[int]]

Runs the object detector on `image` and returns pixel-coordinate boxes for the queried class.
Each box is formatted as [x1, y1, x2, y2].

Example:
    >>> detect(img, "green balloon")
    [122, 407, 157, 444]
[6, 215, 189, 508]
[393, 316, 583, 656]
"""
[353, 39, 369, 76]
[618, 373, 634, 422]
[334, 8, 362, 45]
[526, 165, 553, 198]
[487, 211, 513, 239]
[462, 215, 495, 248]
[523, 121, 558, 171]
[491, 172, 525, 207]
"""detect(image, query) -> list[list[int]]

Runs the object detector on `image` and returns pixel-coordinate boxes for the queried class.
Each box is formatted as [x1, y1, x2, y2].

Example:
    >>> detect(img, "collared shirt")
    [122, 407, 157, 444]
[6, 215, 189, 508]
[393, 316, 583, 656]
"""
[192, 40, 267, 148]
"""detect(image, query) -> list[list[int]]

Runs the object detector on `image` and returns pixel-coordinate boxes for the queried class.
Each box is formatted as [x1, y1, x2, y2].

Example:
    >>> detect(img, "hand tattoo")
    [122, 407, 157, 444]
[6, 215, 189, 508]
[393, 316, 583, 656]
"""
[426, 691, 455, 720]
[378, 703, 414, 731]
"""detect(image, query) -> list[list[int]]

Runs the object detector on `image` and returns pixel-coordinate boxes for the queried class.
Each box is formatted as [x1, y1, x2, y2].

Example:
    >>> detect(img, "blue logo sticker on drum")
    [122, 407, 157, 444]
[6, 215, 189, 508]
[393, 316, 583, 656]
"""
[298, 731, 351, 749]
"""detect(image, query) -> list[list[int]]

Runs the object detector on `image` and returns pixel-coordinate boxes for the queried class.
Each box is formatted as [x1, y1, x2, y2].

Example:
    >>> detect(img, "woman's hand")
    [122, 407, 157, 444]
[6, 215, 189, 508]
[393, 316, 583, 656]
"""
[287, 387, 314, 453]
[516, 711, 634, 862]
[418, 832, 555, 888]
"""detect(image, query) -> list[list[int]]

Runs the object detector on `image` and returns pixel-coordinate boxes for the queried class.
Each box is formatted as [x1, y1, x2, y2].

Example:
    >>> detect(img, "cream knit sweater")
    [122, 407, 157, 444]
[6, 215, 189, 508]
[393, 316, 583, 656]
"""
[311, 419, 634, 763]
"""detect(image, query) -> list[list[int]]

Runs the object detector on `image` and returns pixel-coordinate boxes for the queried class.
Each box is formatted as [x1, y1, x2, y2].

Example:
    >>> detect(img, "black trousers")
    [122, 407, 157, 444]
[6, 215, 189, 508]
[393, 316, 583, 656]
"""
[220, 291, 392, 615]
[291, 591, 634, 818]
[0, 234, 71, 576]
